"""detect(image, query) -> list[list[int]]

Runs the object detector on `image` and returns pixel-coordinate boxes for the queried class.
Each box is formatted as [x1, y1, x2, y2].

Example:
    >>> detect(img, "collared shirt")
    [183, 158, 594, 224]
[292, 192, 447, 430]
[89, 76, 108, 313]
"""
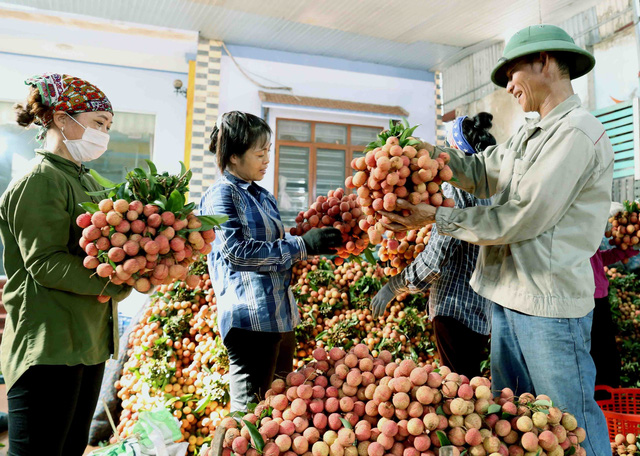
[435, 95, 614, 318]
[199, 171, 307, 340]
[0, 151, 123, 391]
[395, 183, 493, 335]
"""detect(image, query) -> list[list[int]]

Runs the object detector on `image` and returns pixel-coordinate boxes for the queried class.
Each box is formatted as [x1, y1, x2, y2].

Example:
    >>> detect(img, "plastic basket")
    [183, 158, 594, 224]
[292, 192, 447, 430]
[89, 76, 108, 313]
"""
[595, 385, 640, 441]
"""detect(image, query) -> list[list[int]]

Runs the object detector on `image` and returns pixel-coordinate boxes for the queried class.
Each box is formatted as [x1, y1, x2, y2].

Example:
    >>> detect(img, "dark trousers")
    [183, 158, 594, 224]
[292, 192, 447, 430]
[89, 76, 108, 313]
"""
[433, 316, 490, 379]
[591, 296, 621, 389]
[8, 363, 105, 456]
[224, 328, 295, 412]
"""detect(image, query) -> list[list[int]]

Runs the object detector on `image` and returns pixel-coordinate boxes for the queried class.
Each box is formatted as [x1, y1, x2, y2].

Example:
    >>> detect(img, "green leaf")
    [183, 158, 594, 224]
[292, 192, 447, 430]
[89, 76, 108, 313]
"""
[165, 396, 180, 406]
[227, 410, 247, 421]
[339, 417, 353, 430]
[167, 189, 186, 213]
[364, 248, 376, 265]
[400, 125, 420, 143]
[181, 202, 197, 216]
[315, 330, 329, 341]
[90, 169, 118, 188]
[564, 447, 576, 456]
[402, 118, 409, 128]
[133, 168, 148, 179]
[406, 139, 422, 146]
[533, 399, 552, 407]
[197, 215, 229, 228]
[152, 199, 166, 211]
[535, 450, 541, 456]
[194, 395, 212, 414]
[179, 394, 194, 401]
[247, 402, 258, 412]
[435, 430, 451, 446]
[116, 181, 129, 200]
[243, 419, 265, 453]
[145, 159, 158, 175]
[79, 202, 100, 214]
[389, 119, 394, 130]
[180, 161, 187, 177]
[436, 406, 446, 416]
[487, 404, 502, 415]
[86, 188, 115, 197]
[259, 406, 273, 420]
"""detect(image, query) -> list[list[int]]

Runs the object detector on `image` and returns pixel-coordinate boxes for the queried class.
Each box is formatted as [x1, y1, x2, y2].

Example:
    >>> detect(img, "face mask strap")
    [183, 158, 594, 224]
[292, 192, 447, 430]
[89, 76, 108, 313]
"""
[66, 112, 87, 131]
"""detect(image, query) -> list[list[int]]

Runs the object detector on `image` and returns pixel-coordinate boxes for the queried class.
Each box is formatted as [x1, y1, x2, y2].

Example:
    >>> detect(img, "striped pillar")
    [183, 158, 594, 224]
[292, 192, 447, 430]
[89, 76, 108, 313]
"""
[434, 71, 446, 146]
[188, 36, 222, 203]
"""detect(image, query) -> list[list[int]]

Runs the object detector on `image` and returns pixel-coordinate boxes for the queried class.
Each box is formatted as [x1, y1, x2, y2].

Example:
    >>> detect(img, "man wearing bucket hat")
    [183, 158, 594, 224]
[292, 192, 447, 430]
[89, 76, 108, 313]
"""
[381, 25, 612, 453]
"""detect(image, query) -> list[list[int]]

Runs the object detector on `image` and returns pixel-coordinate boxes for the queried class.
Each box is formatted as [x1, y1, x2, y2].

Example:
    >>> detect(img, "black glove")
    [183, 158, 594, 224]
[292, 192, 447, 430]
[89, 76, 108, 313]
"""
[301, 228, 342, 255]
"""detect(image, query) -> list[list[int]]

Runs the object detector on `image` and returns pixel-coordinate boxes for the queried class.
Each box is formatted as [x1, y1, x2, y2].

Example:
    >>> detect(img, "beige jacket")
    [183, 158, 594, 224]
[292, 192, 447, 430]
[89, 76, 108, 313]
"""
[435, 95, 614, 318]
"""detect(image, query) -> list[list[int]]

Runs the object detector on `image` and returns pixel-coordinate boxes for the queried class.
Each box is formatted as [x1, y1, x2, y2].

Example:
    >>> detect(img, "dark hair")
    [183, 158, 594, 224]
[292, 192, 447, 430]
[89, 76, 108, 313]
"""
[546, 52, 572, 78]
[209, 111, 272, 172]
[14, 86, 54, 129]
[519, 52, 572, 79]
[461, 112, 497, 152]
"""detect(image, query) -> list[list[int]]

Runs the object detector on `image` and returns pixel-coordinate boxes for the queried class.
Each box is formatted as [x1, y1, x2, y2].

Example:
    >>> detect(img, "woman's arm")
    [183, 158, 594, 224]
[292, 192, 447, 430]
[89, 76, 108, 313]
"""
[200, 184, 307, 272]
[598, 247, 640, 267]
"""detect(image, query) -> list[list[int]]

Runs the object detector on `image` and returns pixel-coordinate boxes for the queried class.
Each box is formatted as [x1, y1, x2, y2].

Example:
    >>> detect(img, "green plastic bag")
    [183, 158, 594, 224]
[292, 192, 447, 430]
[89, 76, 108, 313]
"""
[88, 437, 141, 456]
[88, 409, 188, 456]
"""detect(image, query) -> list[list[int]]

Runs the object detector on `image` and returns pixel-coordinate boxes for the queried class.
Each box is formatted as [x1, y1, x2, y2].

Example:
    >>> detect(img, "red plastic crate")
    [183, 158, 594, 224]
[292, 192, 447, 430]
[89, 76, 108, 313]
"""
[595, 385, 640, 441]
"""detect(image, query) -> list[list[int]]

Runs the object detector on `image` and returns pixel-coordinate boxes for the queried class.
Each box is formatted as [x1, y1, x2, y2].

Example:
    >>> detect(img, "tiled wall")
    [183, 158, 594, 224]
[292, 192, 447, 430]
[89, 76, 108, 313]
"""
[188, 37, 222, 203]
[435, 71, 446, 146]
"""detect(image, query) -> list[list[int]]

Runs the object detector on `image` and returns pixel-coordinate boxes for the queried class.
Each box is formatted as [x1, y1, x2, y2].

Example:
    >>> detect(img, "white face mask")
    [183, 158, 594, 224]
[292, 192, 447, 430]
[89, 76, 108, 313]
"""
[61, 114, 110, 162]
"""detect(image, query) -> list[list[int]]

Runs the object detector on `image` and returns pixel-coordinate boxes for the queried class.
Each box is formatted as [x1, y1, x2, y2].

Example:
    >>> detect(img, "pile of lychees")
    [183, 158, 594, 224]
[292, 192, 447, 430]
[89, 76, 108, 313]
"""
[606, 201, 640, 251]
[347, 121, 454, 246]
[290, 188, 370, 264]
[220, 344, 587, 456]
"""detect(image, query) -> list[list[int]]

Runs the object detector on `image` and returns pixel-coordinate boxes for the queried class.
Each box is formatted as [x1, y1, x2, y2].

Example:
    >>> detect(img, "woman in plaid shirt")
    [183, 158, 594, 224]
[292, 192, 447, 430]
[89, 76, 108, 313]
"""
[200, 112, 341, 412]
[371, 113, 496, 378]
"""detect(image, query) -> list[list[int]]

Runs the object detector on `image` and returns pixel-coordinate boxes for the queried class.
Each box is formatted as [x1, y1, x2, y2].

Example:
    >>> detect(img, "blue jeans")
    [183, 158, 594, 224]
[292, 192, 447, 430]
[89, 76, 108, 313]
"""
[491, 304, 610, 455]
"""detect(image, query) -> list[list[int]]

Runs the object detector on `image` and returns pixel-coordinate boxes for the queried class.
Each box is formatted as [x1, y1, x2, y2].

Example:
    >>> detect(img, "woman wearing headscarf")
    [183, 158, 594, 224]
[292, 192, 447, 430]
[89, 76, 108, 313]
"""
[0, 73, 129, 455]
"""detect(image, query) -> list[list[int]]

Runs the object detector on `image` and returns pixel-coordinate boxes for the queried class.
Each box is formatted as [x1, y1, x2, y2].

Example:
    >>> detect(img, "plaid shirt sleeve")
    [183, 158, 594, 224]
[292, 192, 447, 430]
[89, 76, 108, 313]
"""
[200, 183, 307, 272]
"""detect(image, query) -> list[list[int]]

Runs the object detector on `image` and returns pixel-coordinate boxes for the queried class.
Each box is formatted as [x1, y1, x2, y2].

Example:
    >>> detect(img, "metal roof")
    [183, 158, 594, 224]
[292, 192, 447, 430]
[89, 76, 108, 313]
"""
[0, 0, 602, 71]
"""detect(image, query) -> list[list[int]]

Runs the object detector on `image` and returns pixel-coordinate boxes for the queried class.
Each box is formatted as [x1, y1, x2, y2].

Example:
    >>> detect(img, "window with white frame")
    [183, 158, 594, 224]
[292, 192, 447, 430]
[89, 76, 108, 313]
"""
[274, 119, 381, 227]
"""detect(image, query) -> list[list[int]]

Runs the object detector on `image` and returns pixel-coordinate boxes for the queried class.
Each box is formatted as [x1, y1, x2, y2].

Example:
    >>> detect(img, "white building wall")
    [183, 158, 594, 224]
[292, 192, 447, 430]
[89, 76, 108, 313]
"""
[593, 27, 639, 109]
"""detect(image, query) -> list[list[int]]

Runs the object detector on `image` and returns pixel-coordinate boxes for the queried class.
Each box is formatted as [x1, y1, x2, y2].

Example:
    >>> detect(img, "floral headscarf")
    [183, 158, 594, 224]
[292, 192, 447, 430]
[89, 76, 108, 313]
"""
[24, 73, 112, 141]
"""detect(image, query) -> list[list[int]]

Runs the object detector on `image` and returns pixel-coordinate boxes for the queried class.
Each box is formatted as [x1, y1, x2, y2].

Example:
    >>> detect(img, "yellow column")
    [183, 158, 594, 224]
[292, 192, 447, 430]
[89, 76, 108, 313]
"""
[183, 59, 196, 170]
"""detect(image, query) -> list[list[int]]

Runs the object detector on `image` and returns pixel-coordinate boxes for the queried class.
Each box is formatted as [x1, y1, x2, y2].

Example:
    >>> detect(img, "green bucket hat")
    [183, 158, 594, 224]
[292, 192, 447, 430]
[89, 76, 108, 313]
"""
[491, 24, 595, 87]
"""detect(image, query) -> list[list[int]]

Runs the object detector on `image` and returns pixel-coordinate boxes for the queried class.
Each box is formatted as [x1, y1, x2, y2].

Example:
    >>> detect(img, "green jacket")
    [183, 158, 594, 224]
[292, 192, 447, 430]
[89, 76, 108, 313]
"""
[0, 151, 125, 390]
[435, 95, 614, 318]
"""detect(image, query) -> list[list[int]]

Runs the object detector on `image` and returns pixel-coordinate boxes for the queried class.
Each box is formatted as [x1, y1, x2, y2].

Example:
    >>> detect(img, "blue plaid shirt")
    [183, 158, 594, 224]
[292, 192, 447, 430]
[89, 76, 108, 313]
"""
[199, 171, 306, 340]
[398, 183, 493, 335]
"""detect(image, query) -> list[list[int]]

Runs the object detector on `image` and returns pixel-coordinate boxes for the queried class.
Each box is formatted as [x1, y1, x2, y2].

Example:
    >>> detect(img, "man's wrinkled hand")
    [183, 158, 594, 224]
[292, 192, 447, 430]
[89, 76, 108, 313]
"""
[379, 199, 437, 231]
[416, 140, 436, 157]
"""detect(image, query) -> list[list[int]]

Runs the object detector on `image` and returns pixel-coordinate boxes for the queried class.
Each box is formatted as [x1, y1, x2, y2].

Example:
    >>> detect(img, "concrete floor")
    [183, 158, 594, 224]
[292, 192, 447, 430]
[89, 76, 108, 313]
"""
[0, 384, 99, 455]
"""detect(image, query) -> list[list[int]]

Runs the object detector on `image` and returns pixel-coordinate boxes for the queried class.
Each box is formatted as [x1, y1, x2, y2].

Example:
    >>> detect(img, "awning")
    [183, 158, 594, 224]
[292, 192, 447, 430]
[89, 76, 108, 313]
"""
[259, 91, 409, 117]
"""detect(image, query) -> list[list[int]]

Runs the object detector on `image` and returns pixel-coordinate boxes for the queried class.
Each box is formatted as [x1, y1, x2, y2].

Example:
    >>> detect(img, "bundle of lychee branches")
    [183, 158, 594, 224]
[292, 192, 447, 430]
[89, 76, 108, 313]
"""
[76, 160, 227, 296]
